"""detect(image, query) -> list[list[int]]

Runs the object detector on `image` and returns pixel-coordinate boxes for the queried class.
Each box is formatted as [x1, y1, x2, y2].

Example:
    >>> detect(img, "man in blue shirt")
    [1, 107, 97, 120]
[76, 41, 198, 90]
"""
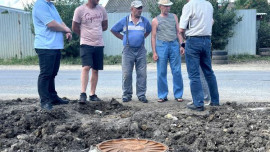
[111, 0, 151, 103]
[32, 0, 72, 110]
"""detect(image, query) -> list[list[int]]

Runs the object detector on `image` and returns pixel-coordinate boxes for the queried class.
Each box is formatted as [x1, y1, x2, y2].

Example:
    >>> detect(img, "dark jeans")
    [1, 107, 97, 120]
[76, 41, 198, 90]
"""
[185, 36, 219, 107]
[35, 49, 61, 102]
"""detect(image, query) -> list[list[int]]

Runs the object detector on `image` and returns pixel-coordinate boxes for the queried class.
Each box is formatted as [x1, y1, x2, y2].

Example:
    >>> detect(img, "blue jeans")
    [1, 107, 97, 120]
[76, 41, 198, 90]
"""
[36, 49, 61, 102]
[156, 39, 184, 99]
[185, 36, 219, 107]
[122, 46, 147, 99]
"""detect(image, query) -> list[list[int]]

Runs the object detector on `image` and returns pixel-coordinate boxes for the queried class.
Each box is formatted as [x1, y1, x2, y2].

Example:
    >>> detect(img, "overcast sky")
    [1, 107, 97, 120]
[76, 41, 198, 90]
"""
[0, 0, 109, 10]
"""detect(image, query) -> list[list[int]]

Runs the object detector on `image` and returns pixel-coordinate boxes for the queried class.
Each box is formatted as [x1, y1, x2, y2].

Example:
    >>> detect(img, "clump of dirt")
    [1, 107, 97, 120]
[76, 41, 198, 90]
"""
[0, 98, 269, 152]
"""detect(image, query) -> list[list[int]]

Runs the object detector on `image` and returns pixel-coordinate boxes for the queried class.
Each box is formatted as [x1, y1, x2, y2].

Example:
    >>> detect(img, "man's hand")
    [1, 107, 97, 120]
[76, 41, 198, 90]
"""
[180, 47, 185, 55]
[66, 32, 72, 41]
[152, 52, 158, 61]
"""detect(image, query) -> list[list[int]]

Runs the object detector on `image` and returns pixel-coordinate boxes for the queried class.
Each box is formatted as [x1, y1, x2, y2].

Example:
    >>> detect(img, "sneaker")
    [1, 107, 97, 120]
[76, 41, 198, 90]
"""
[187, 104, 204, 111]
[79, 93, 87, 104]
[52, 96, 69, 105]
[89, 94, 101, 101]
[138, 96, 148, 103]
[40, 100, 53, 110]
[187, 101, 193, 105]
[204, 100, 210, 106]
[122, 97, 131, 102]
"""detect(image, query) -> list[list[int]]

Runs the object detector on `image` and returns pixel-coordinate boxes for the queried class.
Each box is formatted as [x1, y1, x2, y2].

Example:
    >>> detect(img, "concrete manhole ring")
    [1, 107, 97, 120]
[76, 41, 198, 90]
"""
[97, 138, 169, 152]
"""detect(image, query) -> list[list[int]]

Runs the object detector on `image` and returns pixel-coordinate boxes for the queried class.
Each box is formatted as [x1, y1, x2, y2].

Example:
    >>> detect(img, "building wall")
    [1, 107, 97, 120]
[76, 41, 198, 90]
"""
[0, 8, 35, 59]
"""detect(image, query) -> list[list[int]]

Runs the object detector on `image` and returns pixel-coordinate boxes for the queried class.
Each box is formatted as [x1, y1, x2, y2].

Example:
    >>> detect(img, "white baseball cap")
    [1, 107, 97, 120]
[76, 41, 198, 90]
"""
[131, 0, 143, 8]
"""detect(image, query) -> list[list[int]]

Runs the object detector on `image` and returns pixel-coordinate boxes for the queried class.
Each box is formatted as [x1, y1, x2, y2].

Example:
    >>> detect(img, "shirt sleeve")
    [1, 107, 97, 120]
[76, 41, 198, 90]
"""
[145, 19, 152, 33]
[101, 6, 108, 21]
[111, 18, 125, 33]
[179, 4, 192, 29]
[34, 4, 54, 25]
[73, 7, 81, 23]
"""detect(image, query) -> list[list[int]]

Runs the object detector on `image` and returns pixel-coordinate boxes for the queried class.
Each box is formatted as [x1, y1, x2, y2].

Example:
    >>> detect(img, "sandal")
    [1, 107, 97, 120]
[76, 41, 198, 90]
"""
[175, 98, 183, 102]
[157, 98, 168, 103]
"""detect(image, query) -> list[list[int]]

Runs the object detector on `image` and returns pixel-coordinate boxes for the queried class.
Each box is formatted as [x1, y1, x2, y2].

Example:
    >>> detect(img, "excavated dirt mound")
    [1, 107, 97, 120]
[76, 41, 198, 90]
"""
[0, 98, 269, 152]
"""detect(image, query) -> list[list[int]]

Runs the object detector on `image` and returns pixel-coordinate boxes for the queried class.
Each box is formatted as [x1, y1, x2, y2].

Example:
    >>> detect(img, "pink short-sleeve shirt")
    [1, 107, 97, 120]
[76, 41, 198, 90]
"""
[73, 4, 108, 46]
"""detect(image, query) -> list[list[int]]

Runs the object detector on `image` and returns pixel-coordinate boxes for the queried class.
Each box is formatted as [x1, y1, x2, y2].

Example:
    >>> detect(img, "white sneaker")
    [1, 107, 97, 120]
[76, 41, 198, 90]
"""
[188, 101, 210, 106]
[204, 100, 210, 106]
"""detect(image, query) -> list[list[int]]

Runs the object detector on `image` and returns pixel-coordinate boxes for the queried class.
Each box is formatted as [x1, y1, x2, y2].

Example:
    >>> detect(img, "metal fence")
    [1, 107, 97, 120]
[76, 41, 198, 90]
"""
[0, 7, 35, 59]
[0, 8, 258, 59]
[226, 9, 257, 55]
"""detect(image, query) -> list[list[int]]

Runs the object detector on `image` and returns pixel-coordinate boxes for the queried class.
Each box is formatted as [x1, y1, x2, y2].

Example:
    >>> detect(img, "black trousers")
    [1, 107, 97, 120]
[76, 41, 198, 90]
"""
[35, 49, 61, 102]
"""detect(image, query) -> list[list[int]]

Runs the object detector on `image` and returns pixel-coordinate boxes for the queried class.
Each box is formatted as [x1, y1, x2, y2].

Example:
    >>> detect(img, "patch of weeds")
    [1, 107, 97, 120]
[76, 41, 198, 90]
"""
[229, 54, 270, 63]
[104, 55, 122, 65]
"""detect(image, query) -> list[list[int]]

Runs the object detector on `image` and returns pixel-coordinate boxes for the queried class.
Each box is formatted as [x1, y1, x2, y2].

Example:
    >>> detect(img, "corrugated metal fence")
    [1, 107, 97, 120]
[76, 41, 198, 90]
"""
[0, 9, 257, 59]
[0, 8, 35, 59]
[226, 9, 256, 55]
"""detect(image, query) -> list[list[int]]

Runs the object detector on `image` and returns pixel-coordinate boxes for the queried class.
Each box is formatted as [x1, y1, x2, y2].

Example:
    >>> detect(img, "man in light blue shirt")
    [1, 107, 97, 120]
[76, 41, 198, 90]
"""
[32, 0, 72, 110]
[111, 0, 151, 103]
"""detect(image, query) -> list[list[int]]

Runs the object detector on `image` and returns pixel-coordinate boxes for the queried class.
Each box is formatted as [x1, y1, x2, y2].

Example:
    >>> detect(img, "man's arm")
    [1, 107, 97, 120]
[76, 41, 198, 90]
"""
[151, 18, 158, 61]
[110, 30, 123, 40]
[174, 14, 184, 55]
[47, 20, 71, 33]
[144, 32, 150, 38]
[102, 20, 108, 31]
[72, 21, 81, 36]
[179, 28, 186, 54]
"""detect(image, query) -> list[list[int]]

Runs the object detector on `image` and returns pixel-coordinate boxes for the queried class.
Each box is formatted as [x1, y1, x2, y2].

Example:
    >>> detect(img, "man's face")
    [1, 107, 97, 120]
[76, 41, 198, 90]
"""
[131, 6, 143, 18]
[90, 0, 99, 6]
[160, 5, 171, 15]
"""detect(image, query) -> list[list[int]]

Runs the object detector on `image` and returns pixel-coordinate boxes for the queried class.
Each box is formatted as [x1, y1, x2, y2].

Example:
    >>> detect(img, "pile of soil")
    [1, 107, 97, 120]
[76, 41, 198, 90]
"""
[0, 98, 269, 152]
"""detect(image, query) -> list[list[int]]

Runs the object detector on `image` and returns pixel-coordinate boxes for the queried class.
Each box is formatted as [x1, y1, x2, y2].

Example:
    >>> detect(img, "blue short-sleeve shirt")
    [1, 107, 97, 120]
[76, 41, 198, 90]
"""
[32, 0, 64, 49]
[111, 15, 152, 48]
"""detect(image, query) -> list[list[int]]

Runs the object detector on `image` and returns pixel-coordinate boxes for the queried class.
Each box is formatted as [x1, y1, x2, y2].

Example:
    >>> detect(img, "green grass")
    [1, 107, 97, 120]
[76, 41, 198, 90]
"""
[3, 53, 268, 65]
[229, 54, 270, 63]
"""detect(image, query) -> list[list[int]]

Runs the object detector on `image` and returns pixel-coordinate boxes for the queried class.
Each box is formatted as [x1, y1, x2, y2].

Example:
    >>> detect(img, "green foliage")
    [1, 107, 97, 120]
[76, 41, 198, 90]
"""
[149, 0, 240, 50]
[229, 54, 270, 63]
[209, 0, 242, 50]
[104, 55, 122, 65]
[24, 0, 82, 58]
[55, 0, 81, 58]
[235, 0, 270, 21]
[0, 56, 39, 65]
[258, 21, 270, 48]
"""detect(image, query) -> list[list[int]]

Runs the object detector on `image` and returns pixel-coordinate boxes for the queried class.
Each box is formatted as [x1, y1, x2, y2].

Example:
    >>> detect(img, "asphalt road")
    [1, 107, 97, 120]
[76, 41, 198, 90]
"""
[0, 64, 269, 103]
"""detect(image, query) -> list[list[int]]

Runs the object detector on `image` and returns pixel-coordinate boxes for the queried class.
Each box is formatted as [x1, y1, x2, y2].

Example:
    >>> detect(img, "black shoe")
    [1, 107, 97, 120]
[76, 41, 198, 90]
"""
[40, 100, 53, 110]
[52, 96, 69, 105]
[187, 104, 204, 111]
[139, 96, 148, 103]
[79, 93, 87, 104]
[89, 94, 101, 101]
[122, 97, 131, 102]
[210, 102, 220, 106]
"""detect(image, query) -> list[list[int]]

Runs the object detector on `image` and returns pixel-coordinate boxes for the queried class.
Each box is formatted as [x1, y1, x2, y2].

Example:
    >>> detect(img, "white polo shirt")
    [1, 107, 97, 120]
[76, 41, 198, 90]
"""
[179, 0, 213, 36]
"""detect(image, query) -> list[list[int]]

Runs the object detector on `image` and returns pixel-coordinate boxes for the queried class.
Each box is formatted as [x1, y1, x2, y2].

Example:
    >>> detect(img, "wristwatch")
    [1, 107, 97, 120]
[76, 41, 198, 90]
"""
[181, 43, 185, 48]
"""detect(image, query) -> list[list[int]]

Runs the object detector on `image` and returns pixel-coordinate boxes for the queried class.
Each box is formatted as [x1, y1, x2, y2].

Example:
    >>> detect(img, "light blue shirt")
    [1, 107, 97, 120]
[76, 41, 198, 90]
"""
[111, 15, 152, 48]
[32, 0, 64, 49]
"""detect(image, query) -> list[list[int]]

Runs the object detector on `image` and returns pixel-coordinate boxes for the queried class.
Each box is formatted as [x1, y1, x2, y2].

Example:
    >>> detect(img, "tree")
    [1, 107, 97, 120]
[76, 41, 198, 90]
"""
[149, 0, 241, 50]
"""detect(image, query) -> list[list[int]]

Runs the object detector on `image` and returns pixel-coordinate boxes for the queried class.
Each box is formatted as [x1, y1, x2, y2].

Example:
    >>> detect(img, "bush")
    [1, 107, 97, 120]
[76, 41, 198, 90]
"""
[149, 0, 240, 50]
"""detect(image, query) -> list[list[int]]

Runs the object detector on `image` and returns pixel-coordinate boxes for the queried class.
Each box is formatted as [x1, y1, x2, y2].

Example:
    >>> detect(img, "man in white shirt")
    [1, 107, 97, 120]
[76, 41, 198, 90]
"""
[179, 0, 219, 111]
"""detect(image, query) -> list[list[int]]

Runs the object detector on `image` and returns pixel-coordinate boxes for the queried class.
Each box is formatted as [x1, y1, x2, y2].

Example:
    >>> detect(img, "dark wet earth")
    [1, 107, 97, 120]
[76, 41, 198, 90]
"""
[0, 98, 269, 152]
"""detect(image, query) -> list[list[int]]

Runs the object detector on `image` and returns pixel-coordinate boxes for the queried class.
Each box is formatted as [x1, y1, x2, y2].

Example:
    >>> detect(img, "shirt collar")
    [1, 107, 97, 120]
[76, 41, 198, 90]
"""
[129, 14, 143, 24]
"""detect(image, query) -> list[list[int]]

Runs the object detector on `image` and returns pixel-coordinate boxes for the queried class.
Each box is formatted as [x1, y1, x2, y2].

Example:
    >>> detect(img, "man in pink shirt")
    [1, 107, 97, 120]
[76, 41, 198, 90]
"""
[72, 0, 108, 103]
